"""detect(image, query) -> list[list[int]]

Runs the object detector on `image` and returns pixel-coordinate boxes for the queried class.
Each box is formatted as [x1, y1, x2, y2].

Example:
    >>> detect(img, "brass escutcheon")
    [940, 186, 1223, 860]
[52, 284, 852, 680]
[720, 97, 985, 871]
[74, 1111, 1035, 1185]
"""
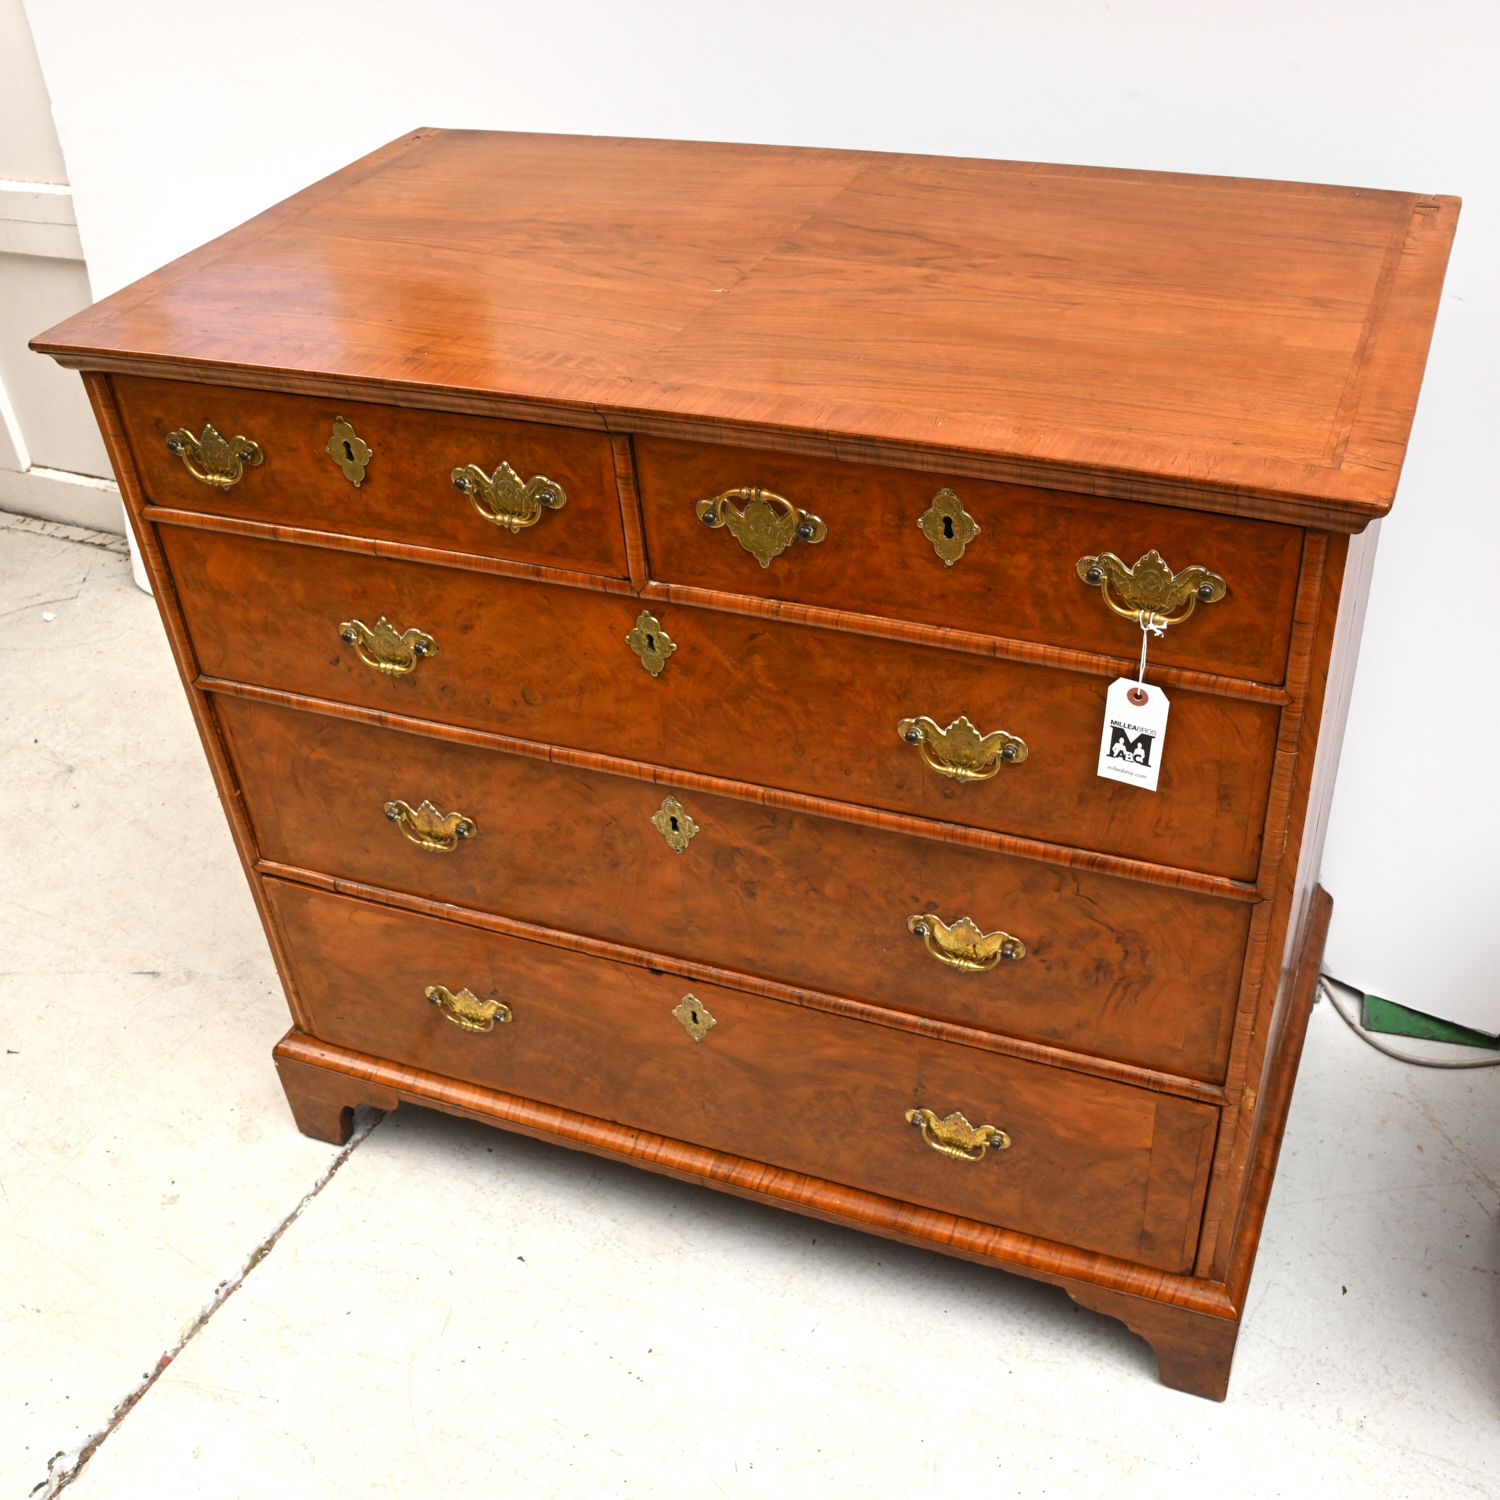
[384, 798, 478, 852]
[164, 422, 263, 488]
[426, 984, 511, 1033]
[451, 461, 567, 533]
[1076, 549, 1227, 630]
[651, 795, 699, 853]
[326, 417, 372, 485]
[907, 913, 1026, 972]
[338, 616, 437, 674]
[917, 487, 980, 566]
[694, 487, 827, 568]
[625, 610, 677, 677]
[671, 994, 717, 1041]
[897, 714, 1028, 781]
[906, 1108, 1011, 1162]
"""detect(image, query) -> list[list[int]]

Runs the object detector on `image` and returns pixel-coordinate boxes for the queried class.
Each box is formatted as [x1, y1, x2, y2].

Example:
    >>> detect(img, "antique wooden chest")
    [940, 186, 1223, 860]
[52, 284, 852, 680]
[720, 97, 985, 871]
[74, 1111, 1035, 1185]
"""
[34, 131, 1457, 1399]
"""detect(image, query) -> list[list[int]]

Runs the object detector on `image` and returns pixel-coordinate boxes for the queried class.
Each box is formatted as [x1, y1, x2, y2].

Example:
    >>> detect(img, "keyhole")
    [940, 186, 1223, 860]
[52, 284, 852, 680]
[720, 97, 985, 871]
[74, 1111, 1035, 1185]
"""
[669, 816, 680, 832]
[646, 634, 656, 652]
[690, 1008, 700, 1026]
[342, 440, 355, 463]
[942, 515, 954, 538]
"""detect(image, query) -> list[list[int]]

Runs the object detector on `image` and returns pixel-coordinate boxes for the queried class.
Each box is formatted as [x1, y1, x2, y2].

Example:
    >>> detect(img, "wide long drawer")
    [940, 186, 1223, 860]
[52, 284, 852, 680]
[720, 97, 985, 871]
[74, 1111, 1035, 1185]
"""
[165, 526, 1279, 880]
[267, 879, 1219, 1274]
[114, 375, 630, 579]
[219, 693, 1251, 1079]
[634, 436, 1305, 685]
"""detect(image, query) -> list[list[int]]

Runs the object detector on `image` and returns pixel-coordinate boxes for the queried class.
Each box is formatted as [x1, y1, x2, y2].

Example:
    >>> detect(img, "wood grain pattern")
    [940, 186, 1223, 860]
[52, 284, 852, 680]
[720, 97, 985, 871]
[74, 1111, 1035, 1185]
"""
[269, 881, 1332, 1400]
[634, 436, 1305, 685]
[147, 501, 1292, 708]
[216, 691, 1252, 1079]
[115, 373, 630, 579]
[257, 860, 1229, 1107]
[162, 525, 1281, 879]
[267, 878, 1218, 1273]
[34, 132, 1457, 525]
[205, 674, 1262, 902]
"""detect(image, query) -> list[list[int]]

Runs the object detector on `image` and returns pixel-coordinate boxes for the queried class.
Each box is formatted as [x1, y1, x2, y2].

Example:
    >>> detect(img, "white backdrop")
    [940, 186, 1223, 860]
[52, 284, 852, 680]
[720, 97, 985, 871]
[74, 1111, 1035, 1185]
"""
[24, 0, 1500, 1029]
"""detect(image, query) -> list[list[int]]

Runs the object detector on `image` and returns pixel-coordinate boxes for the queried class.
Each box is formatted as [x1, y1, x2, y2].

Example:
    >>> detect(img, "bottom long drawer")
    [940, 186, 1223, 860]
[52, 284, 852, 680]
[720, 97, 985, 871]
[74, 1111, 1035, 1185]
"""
[266, 878, 1218, 1274]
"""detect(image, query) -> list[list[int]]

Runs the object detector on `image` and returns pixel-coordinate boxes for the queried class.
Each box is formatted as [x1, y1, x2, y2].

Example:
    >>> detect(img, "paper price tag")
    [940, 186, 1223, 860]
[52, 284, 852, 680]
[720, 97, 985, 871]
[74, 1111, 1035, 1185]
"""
[1097, 678, 1170, 792]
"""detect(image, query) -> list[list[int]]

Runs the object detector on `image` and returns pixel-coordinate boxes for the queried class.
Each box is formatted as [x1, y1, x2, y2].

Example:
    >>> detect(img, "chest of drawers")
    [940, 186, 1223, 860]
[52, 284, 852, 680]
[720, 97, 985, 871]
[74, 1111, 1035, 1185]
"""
[35, 131, 1457, 1400]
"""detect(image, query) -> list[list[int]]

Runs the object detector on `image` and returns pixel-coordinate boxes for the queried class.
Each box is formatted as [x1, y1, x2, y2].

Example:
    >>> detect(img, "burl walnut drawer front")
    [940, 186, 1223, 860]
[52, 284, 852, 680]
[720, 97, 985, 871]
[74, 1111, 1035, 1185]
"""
[635, 437, 1306, 686]
[219, 695, 1250, 1079]
[113, 375, 629, 579]
[268, 879, 1218, 1274]
[165, 528, 1278, 880]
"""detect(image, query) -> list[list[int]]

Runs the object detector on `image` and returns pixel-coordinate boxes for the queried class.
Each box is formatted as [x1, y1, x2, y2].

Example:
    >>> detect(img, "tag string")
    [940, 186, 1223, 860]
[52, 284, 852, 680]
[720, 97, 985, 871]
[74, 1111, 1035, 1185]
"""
[1137, 611, 1165, 682]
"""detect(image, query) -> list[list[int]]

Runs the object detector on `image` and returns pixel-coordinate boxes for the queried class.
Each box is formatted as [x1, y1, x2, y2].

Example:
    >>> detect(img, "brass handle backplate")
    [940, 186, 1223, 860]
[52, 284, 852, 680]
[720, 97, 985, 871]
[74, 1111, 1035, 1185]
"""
[694, 487, 827, 568]
[907, 914, 1026, 971]
[1076, 549, 1227, 629]
[897, 714, 1028, 781]
[906, 1108, 1011, 1162]
[426, 984, 511, 1033]
[339, 616, 437, 674]
[384, 798, 477, 852]
[164, 423, 263, 488]
[452, 461, 566, 532]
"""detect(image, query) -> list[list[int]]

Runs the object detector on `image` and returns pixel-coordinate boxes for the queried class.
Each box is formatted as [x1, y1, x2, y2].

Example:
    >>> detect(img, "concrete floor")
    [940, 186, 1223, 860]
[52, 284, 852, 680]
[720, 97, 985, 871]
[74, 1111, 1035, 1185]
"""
[4, 511, 1497, 1498]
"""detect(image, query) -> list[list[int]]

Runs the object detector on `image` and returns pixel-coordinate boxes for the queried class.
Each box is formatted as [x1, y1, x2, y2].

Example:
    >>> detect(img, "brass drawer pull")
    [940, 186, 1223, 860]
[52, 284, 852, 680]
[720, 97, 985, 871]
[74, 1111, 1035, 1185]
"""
[908, 914, 1025, 971]
[1076, 549, 1226, 629]
[384, 798, 477, 852]
[694, 487, 827, 568]
[339, 616, 437, 674]
[451, 461, 567, 532]
[917, 487, 979, 566]
[426, 984, 511, 1033]
[897, 714, 1028, 781]
[906, 1108, 1010, 1162]
[164, 422, 263, 488]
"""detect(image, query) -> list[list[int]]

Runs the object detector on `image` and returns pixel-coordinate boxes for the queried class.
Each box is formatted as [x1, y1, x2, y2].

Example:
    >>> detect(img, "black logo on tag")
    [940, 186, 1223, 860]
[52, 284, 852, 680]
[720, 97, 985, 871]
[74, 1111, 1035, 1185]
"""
[1108, 724, 1155, 766]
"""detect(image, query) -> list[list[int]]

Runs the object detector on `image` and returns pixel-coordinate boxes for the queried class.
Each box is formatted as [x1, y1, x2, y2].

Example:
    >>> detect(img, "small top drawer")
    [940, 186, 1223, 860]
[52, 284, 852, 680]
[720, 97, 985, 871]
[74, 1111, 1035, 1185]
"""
[113, 375, 630, 579]
[635, 437, 1305, 685]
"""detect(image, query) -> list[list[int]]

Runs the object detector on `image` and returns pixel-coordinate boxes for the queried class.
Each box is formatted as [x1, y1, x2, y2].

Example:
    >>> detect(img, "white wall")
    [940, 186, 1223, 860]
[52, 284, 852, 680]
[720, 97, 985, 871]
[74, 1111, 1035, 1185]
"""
[22, 0, 1500, 1028]
[0, 0, 118, 531]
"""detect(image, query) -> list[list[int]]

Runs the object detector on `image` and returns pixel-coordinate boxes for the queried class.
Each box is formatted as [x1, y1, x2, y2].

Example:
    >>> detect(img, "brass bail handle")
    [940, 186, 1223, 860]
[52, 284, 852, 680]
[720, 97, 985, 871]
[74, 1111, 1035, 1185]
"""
[907, 914, 1026, 972]
[426, 985, 511, 1033]
[384, 798, 478, 852]
[694, 487, 827, 568]
[451, 461, 567, 533]
[164, 422, 263, 488]
[339, 617, 438, 675]
[1076, 550, 1227, 631]
[897, 715, 1028, 782]
[906, 1108, 1011, 1162]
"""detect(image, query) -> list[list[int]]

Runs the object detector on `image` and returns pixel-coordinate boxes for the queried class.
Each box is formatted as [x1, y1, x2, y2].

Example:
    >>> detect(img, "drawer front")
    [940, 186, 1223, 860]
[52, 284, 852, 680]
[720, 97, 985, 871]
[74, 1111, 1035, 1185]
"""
[114, 375, 629, 579]
[268, 879, 1219, 1273]
[220, 695, 1250, 1079]
[166, 529, 1278, 879]
[636, 437, 1305, 685]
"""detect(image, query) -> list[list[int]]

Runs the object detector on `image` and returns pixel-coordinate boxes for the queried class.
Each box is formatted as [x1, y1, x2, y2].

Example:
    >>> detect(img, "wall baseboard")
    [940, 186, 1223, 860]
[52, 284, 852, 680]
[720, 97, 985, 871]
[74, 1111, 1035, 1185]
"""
[0, 463, 122, 533]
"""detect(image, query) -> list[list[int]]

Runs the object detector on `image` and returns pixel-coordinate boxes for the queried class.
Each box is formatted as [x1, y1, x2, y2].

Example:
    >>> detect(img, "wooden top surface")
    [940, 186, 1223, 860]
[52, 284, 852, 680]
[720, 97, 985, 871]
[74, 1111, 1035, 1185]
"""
[34, 129, 1458, 524]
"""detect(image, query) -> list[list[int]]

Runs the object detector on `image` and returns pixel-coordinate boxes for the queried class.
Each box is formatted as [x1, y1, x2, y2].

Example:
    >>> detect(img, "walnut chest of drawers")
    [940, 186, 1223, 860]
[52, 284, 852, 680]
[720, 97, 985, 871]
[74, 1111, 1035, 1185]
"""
[35, 131, 1457, 1400]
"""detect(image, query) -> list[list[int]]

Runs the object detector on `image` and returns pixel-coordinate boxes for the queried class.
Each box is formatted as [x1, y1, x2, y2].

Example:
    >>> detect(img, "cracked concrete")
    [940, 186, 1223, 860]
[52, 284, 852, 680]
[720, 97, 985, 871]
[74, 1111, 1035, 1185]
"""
[3, 511, 1498, 1497]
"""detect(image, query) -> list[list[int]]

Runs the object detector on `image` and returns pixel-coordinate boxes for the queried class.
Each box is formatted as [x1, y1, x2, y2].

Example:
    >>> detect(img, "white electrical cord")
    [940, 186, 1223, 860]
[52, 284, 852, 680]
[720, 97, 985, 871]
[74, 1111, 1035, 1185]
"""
[1318, 978, 1500, 1069]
